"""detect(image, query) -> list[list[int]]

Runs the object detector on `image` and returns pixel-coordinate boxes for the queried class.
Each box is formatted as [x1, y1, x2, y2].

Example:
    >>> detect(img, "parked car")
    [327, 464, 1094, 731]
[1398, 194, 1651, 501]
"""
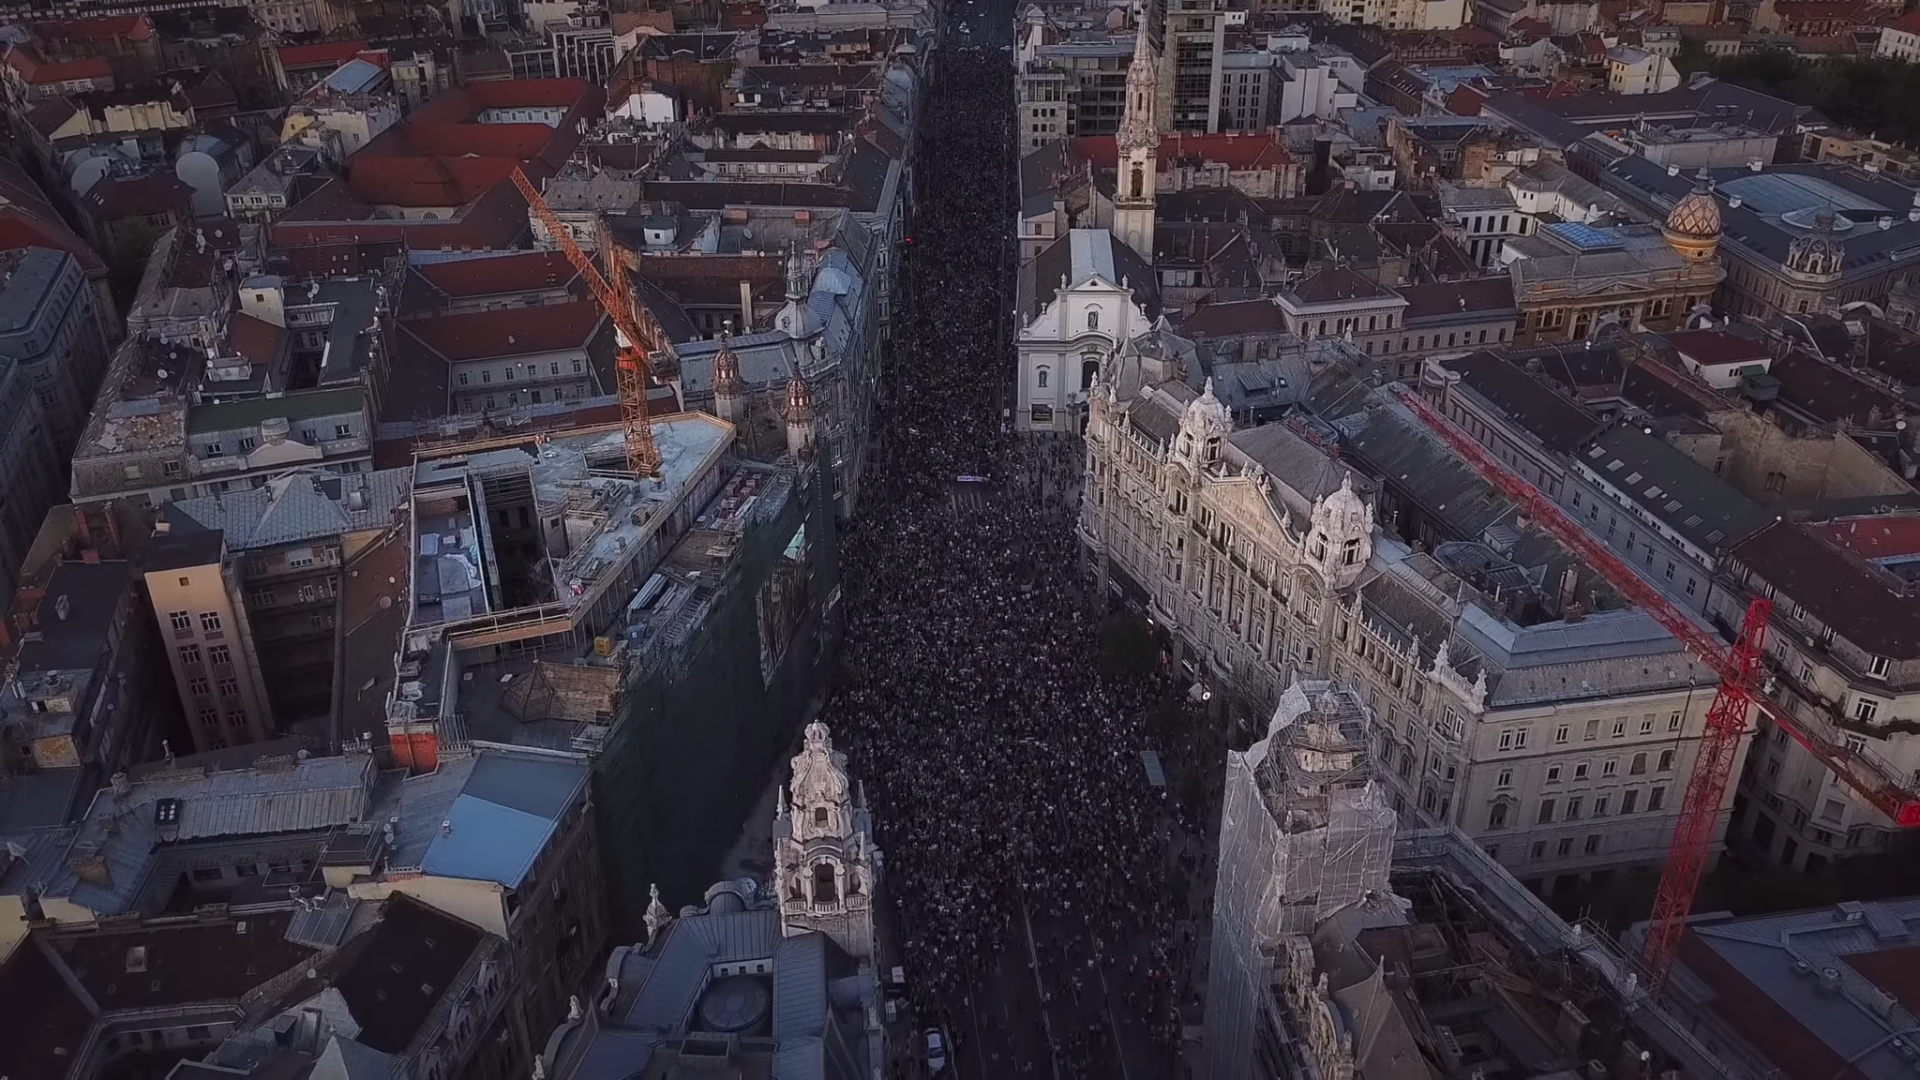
[924, 1028, 949, 1073]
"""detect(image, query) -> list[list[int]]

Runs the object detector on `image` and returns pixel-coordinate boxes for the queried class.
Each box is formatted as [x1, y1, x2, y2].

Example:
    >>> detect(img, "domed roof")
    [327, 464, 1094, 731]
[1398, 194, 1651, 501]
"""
[1665, 188, 1721, 240]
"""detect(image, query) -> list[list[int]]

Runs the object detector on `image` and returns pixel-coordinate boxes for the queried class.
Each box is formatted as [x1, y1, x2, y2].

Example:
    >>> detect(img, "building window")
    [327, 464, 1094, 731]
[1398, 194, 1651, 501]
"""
[1648, 786, 1666, 812]
[1584, 834, 1601, 854]
[1621, 789, 1640, 814]
[200, 612, 222, 633]
[209, 644, 230, 666]
[169, 610, 192, 631]
[1856, 697, 1880, 722]
[1487, 802, 1508, 829]
[1869, 655, 1891, 678]
[218, 677, 239, 698]
[1630, 752, 1647, 775]
[1658, 749, 1675, 772]
[187, 676, 209, 697]
[1602, 758, 1618, 778]
[179, 645, 202, 666]
[1496, 768, 1513, 788]
[1574, 762, 1589, 780]
[1537, 798, 1555, 823]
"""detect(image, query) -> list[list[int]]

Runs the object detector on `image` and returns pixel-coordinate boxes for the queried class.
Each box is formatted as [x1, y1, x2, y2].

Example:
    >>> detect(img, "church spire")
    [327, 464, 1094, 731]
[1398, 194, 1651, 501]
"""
[1112, 25, 1160, 262]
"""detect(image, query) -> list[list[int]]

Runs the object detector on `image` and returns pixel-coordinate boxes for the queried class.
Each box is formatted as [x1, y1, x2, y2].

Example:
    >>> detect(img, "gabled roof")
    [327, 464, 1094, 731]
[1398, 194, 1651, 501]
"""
[347, 157, 517, 208]
[1285, 267, 1400, 305]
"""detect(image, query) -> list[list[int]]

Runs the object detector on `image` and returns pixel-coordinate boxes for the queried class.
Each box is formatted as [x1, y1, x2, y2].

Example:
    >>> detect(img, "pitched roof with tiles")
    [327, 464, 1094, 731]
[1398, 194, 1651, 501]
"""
[6, 45, 110, 84]
[1395, 276, 1516, 321]
[48, 910, 318, 1011]
[277, 39, 368, 68]
[400, 299, 606, 362]
[0, 937, 94, 1080]
[80, 171, 190, 218]
[32, 14, 154, 41]
[1180, 299, 1288, 338]
[1733, 521, 1920, 658]
[411, 251, 579, 300]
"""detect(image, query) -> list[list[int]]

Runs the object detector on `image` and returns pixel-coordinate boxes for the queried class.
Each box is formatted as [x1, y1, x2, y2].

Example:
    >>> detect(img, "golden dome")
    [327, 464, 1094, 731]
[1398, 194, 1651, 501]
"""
[1665, 191, 1721, 239]
[1664, 169, 1721, 240]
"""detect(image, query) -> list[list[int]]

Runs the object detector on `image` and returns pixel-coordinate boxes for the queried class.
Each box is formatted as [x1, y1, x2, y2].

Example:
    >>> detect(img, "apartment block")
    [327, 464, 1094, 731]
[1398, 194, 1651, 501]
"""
[141, 521, 276, 752]
[70, 230, 387, 508]
[163, 467, 412, 730]
[0, 742, 607, 1080]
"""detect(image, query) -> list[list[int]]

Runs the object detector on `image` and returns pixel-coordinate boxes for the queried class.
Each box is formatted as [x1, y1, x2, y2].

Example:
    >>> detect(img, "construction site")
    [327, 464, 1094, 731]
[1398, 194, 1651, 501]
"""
[382, 410, 842, 931]
[1204, 681, 1735, 1079]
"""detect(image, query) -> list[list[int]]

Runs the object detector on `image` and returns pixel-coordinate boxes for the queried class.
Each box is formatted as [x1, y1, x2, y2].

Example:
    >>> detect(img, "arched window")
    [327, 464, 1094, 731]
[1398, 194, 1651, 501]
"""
[1082, 358, 1100, 390]
[1087, 308, 1100, 330]
[1037, 367, 1050, 389]
[812, 862, 837, 903]
[1342, 538, 1362, 566]
[1130, 166, 1144, 199]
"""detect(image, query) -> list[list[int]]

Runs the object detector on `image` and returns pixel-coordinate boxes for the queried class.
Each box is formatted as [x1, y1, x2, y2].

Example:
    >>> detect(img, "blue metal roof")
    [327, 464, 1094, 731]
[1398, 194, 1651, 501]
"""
[421, 793, 556, 887]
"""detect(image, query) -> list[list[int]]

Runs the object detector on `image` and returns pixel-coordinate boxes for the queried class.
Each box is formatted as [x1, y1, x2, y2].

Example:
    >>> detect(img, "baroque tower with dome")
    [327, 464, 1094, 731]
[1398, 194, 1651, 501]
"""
[774, 720, 881, 962]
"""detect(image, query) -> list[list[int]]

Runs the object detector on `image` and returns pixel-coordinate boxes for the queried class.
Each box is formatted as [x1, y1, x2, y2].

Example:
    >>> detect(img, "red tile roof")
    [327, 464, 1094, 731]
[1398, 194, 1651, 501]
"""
[415, 251, 579, 297]
[80, 172, 191, 218]
[1889, 9, 1920, 32]
[0, 159, 103, 273]
[31, 14, 153, 41]
[228, 312, 284, 367]
[6, 46, 111, 85]
[401, 122, 555, 159]
[1664, 329, 1772, 367]
[1068, 132, 1291, 172]
[277, 39, 367, 68]
[1179, 299, 1288, 337]
[469, 77, 600, 108]
[1809, 514, 1920, 561]
[400, 299, 606, 361]
[347, 156, 518, 207]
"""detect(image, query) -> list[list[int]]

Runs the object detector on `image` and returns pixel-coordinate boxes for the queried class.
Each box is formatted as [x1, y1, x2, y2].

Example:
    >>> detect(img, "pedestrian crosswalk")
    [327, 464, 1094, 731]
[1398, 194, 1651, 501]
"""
[950, 480, 995, 517]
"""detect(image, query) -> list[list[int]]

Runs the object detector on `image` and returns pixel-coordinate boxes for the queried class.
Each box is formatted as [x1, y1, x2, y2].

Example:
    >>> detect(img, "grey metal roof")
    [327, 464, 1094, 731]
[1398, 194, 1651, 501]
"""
[1599, 157, 1920, 277]
[1577, 425, 1770, 554]
[48, 752, 378, 916]
[1226, 423, 1368, 521]
[170, 467, 411, 551]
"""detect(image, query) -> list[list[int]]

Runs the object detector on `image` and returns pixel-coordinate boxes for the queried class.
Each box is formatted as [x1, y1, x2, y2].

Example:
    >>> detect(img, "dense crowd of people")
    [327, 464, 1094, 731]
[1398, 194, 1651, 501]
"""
[822, 12, 1191, 1076]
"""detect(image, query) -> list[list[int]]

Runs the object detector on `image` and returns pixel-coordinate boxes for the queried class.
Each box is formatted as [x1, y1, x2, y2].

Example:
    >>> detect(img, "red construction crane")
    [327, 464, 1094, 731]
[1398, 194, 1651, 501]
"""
[1387, 383, 1920, 988]
[511, 167, 663, 477]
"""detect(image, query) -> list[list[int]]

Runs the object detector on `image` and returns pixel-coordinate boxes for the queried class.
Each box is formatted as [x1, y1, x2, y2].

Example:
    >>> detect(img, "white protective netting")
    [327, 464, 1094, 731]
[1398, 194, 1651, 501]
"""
[1203, 681, 1398, 1080]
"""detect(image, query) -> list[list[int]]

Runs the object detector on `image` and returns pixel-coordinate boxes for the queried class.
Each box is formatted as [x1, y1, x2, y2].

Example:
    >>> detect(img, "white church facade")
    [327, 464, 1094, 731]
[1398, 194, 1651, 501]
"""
[1013, 27, 1164, 434]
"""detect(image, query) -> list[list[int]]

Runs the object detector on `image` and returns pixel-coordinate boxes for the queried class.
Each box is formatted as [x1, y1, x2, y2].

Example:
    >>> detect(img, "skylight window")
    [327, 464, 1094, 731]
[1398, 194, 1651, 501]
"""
[1607, 460, 1625, 472]
[1645, 485, 1663, 498]
[1665, 500, 1683, 513]
[1625, 472, 1644, 485]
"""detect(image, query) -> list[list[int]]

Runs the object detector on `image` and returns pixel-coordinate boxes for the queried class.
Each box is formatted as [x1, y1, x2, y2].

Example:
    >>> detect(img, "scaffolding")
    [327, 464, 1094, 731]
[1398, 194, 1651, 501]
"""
[1204, 681, 1398, 1080]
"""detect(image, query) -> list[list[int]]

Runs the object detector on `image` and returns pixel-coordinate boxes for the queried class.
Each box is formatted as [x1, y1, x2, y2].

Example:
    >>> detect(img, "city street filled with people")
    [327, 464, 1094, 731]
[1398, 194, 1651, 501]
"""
[822, 5, 1194, 1076]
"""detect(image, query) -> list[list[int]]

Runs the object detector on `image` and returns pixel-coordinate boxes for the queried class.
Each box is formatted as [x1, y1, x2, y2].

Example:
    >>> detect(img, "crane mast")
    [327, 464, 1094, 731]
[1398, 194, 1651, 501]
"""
[1387, 382, 1920, 987]
[511, 167, 662, 477]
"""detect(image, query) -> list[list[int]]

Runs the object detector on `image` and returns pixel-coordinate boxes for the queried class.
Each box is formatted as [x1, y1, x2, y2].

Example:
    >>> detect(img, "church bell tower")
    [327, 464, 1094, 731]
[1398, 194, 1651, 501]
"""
[1113, 27, 1161, 262]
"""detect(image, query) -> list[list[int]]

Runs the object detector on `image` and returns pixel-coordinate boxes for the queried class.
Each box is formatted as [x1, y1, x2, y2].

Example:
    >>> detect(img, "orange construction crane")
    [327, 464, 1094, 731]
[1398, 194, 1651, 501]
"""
[511, 167, 663, 477]
[1389, 383, 1920, 989]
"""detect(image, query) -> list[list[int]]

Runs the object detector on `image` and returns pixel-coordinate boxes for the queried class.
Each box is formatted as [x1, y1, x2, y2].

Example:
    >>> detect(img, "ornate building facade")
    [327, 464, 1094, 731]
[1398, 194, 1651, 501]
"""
[1079, 333, 1739, 890]
[774, 721, 881, 964]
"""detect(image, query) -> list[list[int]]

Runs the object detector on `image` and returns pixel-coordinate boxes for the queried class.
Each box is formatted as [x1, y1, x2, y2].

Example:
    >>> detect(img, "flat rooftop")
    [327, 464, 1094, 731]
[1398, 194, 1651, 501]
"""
[406, 414, 730, 631]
